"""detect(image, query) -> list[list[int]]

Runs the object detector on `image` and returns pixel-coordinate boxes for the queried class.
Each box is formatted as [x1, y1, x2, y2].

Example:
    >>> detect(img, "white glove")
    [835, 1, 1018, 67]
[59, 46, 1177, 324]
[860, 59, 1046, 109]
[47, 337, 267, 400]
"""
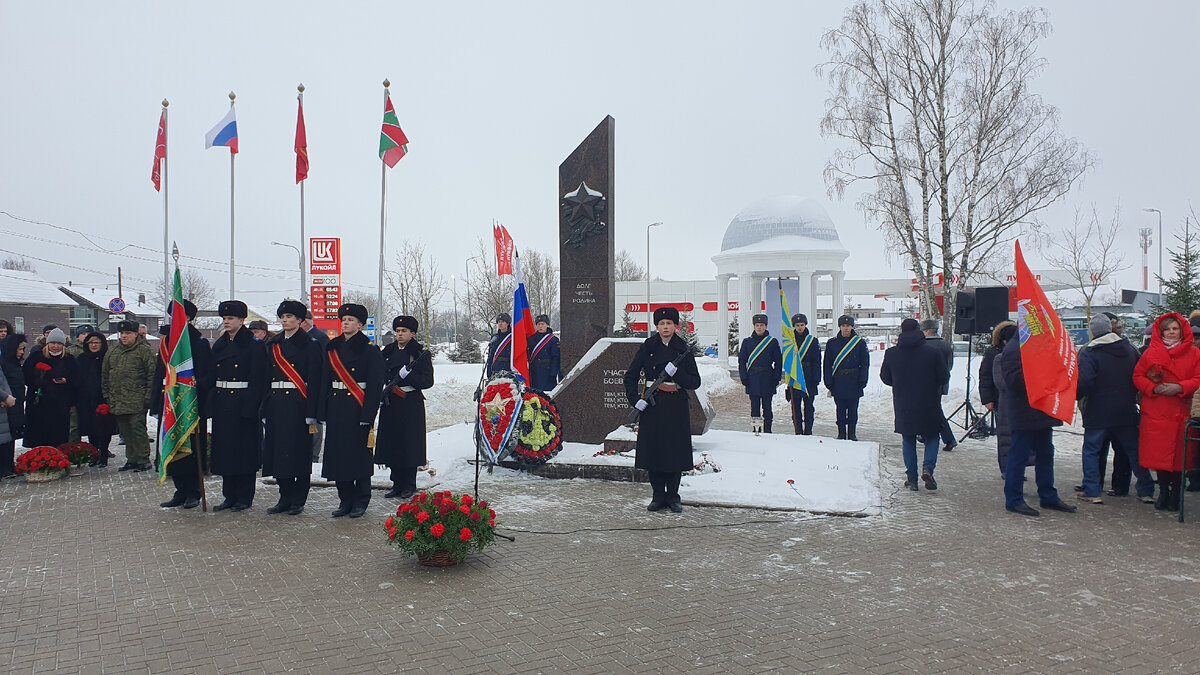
[261, 418, 267, 425]
[360, 421, 371, 426]
[664, 362, 678, 376]
[399, 366, 410, 379]
[305, 417, 317, 425]
[634, 399, 649, 411]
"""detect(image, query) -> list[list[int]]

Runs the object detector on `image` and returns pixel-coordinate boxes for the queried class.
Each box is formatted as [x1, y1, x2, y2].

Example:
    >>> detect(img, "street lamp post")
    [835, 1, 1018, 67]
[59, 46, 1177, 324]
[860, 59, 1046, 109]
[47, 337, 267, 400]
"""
[646, 222, 662, 336]
[451, 274, 458, 346]
[1144, 207, 1163, 300]
[271, 241, 305, 303]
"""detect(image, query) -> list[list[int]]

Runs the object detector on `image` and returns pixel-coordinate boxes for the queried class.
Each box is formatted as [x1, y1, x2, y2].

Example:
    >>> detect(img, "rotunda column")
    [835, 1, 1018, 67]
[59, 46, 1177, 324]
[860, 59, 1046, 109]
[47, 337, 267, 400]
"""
[797, 273, 814, 325]
[832, 271, 846, 321]
[737, 273, 755, 345]
[716, 273, 731, 365]
[809, 272, 819, 322]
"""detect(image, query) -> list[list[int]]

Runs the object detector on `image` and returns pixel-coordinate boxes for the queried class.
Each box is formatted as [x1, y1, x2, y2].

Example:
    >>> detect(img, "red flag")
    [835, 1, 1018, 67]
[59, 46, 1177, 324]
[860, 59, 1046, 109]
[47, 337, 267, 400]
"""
[493, 224, 514, 276]
[295, 96, 308, 183]
[1014, 240, 1077, 423]
[151, 110, 166, 191]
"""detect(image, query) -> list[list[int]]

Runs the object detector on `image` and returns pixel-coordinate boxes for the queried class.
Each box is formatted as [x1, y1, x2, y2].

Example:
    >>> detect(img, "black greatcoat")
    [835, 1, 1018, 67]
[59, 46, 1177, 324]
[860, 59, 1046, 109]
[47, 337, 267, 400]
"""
[261, 330, 323, 479]
[161, 325, 214, 478]
[74, 333, 108, 438]
[879, 329, 950, 436]
[22, 350, 76, 447]
[319, 332, 384, 481]
[207, 327, 266, 476]
[375, 340, 434, 469]
[823, 331, 870, 400]
[486, 329, 513, 377]
[623, 334, 701, 472]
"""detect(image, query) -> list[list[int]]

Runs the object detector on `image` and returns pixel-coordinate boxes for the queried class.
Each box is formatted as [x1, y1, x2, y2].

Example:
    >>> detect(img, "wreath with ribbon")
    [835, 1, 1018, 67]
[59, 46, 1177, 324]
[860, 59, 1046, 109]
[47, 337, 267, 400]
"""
[512, 391, 562, 465]
[477, 374, 523, 464]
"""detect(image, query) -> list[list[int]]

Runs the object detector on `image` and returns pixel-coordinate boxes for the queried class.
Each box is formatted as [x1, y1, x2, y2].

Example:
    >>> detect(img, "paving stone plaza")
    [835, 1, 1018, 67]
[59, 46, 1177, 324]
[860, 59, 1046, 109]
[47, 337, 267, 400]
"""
[3, 411, 1199, 673]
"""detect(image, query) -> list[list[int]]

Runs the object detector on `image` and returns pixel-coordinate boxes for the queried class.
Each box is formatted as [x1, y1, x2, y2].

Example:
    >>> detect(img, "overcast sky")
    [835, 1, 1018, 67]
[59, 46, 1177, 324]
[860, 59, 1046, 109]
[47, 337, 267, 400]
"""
[1, 1, 1196, 311]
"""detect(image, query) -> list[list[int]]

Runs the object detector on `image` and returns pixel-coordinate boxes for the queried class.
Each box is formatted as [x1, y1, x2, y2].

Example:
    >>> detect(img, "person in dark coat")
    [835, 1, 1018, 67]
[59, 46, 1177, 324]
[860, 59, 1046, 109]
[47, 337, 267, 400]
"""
[881, 319, 951, 490]
[920, 319, 958, 451]
[376, 315, 434, 499]
[0, 333, 25, 478]
[1075, 313, 1155, 504]
[0, 358, 17, 477]
[624, 306, 701, 513]
[738, 314, 782, 434]
[999, 336, 1076, 516]
[22, 327, 76, 448]
[205, 301, 266, 512]
[784, 313, 821, 435]
[486, 313, 513, 377]
[155, 301, 215, 509]
[300, 311, 328, 462]
[319, 303, 384, 518]
[262, 300, 323, 516]
[979, 321, 1022, 473]
[823, 315, 869, 440]
[74, 332, 113, 467]
[526, 314, 561, 392]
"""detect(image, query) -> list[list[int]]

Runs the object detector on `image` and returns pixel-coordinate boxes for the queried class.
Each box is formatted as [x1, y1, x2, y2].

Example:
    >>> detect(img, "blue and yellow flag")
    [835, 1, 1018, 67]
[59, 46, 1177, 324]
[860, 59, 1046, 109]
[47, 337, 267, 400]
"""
[778, 281, 805, 394]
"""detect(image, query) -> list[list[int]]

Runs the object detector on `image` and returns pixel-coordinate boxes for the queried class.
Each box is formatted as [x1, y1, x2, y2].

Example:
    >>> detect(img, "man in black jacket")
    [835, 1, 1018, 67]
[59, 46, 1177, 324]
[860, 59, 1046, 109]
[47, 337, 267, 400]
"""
[784, 313, 821, 435]
[921, 319, 957, 451]
[207, 300, 266, 512]
[1076, 313, 1155, 504]
[824, 315, 869, 440]
[486, 313, 513, 377]
[881, 319, 950, 490]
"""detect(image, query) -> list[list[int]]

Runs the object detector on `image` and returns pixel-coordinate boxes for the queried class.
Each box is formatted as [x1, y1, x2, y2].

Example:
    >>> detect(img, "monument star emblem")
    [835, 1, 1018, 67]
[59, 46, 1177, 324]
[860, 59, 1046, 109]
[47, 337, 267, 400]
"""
[561, 181, 607, 248]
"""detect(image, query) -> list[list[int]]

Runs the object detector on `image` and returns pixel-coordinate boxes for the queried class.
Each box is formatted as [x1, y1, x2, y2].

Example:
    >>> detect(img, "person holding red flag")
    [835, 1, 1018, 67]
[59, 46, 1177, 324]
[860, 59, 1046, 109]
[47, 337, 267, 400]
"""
[1133, 313, 1200, 511]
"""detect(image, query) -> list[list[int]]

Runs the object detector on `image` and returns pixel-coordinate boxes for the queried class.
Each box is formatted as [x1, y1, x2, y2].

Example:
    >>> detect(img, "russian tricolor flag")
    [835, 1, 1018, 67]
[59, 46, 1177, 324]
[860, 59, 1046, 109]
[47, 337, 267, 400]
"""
[510, 254, 533, 384]
[204, 107, 238, 154]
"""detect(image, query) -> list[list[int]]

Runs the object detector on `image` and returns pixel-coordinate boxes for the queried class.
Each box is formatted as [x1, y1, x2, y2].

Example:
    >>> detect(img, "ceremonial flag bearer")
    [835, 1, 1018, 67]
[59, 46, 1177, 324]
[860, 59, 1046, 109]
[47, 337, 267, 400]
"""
[486, 313, 513, 377]
[526, 314, 561, 392]
[823, 315, 869, 440]
[207, 301, 265, 511]
[785, 313, 822, 435]
[376, 315, 433, 499]
[319, 303, 384, 518]
[262, 300, 323, 516]
[737, 314, 782, 434]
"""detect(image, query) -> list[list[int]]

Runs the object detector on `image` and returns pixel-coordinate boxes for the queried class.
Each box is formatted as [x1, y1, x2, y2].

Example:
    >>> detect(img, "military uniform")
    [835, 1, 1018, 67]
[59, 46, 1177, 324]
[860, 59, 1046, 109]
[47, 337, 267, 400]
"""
[526, 314, 561, 392]
[823, 315, 870, 440]
[737, 314, 782, 434]
[784, 314, 822, 435]
[375, 315, 434, 499]
[485, 313, 513, 377]
[156, 301, 215, 509]
[623, 307, 701, 512]
[101, 322, 156, 470]
[318, 304, 384, 518]
[262, 300, 323, 515]
[207, 301, 266, 511]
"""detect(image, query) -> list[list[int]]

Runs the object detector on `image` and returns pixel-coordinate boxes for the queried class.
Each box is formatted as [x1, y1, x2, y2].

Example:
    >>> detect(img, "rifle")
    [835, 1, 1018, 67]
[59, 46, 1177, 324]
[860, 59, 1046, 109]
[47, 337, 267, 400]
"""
[380, 348, 431, 408]
[628, 349, 691, 424]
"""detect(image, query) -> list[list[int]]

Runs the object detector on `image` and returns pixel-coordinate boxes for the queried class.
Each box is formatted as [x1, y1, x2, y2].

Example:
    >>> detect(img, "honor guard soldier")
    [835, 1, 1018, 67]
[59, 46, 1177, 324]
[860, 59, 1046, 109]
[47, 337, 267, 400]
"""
[526, 314, 561, 392]
[206, 301, 266, 511]
[624, 306, 702, 513]
[262, 300, 323, 516]
[824, 315, 870, 440]
[376, 315, 433, 499]
[738, 313, 782, 435]
[486, 313, 513, 377]
[319, 303, 384, 518]
[784, 313, 822, 435]
[155, 300, 214, 510]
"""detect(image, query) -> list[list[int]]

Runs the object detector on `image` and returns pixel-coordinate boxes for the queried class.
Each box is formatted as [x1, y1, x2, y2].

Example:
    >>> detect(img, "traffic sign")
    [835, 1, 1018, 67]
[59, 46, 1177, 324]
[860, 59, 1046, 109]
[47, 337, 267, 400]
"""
[108, 297, 126, 313]
[108, 313, 125, 322]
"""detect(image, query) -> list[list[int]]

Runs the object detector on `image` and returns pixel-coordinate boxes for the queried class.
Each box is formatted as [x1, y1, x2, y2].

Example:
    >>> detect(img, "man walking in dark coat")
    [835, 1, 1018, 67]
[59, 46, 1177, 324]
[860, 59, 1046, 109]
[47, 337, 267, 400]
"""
[738, 314, 782, 434]
[921, 319, 958, 451]
[486, 313, 513, 377]
[999, 336, 1076, 516]
[624, 307, 701, 513]
[526, 314, 561, 392]
[881, 319, 951, 490]
[319, 303, 384, 518]
[784, 313, 821, 435]
[824, 315, 869, 440]
[206, 301, 266, 511]
[262, 300, 323, 516]
[1076, 313, 1155, 504]
[376, 315, 434, 499]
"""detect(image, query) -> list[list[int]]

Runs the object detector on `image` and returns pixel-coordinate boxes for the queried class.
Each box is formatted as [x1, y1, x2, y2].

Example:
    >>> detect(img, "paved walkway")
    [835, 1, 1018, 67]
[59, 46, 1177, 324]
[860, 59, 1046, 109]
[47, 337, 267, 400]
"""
[2, 413, 1199, 673]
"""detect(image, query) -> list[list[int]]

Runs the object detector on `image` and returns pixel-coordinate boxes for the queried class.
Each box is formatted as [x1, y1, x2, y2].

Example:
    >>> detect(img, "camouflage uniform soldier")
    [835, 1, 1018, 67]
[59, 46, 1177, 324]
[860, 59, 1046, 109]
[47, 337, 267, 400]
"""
[102, 321, 157, 472]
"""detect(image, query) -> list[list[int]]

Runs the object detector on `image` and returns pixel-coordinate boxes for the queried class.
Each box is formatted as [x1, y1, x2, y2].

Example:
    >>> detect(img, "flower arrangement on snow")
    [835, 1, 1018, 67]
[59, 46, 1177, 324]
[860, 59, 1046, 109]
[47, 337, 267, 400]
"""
[477, 372, 563, 466]
[384, 491, 497, 563]
[686, 452, 721, 475]
[15, 446, 70, 476]
[58, 442, 100, 467]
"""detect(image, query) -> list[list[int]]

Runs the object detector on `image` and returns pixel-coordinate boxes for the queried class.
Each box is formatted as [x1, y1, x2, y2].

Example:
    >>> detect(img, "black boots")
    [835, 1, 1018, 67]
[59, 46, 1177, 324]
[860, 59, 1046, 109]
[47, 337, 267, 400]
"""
[837, 425, 846, 440]
[847, 424, 858, 441]
[1155, 478, 1179, 511]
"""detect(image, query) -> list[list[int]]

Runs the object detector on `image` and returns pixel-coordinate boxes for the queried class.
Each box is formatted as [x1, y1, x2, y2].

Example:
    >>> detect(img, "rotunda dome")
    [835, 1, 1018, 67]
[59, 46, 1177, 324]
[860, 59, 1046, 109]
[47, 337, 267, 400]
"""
[720, 196, 841, 252]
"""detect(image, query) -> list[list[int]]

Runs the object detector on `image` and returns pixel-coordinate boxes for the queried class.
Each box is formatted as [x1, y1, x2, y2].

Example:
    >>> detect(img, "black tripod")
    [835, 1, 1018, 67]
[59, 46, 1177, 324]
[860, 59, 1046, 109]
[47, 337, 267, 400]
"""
[947, 334, 993, 443]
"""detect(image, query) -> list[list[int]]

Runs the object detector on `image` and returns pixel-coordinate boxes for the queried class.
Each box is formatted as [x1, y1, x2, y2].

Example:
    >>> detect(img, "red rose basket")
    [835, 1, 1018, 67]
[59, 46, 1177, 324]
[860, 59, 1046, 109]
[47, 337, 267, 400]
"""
[15, 446, 70, 482]
[384, 491, 498, 566]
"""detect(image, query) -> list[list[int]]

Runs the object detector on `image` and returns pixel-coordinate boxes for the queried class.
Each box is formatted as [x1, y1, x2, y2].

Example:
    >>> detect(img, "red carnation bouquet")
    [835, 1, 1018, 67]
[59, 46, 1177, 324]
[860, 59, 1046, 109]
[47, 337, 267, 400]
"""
[14, 446, 70, 478]
[58, 442, 100, 467]
[95, 403, 110, 416]
[384, 490, 497, 564]
[35, 362, 52, 372]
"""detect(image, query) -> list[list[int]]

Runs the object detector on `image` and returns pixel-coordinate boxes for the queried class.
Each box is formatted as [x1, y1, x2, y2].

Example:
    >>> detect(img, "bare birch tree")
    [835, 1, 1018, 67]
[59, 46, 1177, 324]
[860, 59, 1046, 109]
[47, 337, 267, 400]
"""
[1043, 204, 1128, 323]
[819, 0, 1092, 338]
[153, 267, 217, 309]
[520, 249, 560, 326]
[614, 249, 646, 282]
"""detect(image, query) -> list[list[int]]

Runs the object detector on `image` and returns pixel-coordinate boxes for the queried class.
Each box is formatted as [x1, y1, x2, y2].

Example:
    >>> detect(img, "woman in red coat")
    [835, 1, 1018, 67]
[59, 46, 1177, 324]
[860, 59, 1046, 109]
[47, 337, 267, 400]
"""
[1133, 313, 1200, 510]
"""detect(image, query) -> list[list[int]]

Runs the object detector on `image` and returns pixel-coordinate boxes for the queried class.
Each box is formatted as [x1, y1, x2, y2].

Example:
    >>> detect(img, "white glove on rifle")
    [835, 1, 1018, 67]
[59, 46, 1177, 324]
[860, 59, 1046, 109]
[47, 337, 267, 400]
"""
[399, 366, 410, 379]
[664, 362, 678, 376]
[305, 417, 318, 425]
[359, 421, 371, 426]
[634, 399, 649, 411]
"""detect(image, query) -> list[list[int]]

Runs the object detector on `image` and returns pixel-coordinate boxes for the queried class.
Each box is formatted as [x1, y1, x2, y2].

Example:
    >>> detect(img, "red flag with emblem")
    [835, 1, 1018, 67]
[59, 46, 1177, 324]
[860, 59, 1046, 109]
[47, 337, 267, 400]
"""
[151, 109, 166, 191]
[493, 224, 514, 276]
[1015, 240, 1077, 423]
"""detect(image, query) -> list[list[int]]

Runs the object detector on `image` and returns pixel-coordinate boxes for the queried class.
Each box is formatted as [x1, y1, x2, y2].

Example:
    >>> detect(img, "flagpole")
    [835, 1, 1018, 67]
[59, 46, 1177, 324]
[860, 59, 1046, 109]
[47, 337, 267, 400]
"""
[161, 99, 170, 313]
[228, 90, 237, 300]
[377, 79, 390, 339]
[298, 83, 307, 305]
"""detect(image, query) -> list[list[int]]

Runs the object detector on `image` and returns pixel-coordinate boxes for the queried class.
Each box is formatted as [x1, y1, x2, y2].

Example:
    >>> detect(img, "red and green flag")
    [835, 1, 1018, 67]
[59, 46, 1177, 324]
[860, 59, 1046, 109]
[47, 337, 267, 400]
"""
[379, 95, 409, 168]
[158, 267, 200, 484]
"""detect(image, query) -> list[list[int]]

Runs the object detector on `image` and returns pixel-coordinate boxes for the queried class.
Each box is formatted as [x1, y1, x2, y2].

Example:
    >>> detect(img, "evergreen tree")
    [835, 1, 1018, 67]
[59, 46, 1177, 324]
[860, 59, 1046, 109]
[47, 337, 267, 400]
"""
[1150, 225, 1200, 318]
[449, 337, 483, 363]
[613, 308, 638, 338]
[679, 310, 702, 356]
[727, 316, 740, 354]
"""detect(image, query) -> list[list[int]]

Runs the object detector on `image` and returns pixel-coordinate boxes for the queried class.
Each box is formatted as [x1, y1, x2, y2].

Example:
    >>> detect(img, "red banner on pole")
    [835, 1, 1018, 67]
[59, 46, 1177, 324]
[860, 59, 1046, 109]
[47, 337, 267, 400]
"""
[493, 224, 514, 276]
[1015, 240, 1077, 423]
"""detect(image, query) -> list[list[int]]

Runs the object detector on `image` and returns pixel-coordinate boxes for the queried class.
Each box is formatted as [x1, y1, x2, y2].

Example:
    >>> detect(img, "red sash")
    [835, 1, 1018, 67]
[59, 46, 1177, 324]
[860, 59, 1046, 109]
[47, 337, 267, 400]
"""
[329, 349, 365, 407]
[530, 333, 554, 360]
[271, 343, 307, 398]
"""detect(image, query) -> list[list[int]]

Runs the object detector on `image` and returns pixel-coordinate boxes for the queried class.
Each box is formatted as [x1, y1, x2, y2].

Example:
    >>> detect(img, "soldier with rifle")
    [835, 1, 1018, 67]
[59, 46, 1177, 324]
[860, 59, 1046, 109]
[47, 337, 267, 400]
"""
[376, 315, 434, 499]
